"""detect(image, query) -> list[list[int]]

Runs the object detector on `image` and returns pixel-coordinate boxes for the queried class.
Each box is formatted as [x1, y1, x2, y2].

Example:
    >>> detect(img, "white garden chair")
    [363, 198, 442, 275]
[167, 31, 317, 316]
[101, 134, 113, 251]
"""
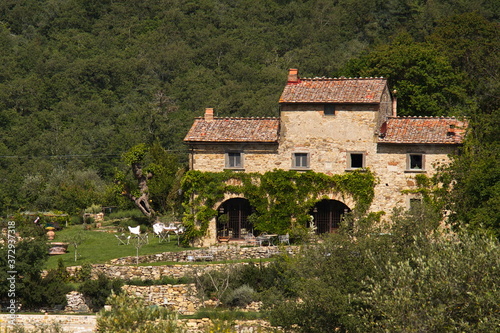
[153, 223, 169, 243]
[128, 225, 148, 244]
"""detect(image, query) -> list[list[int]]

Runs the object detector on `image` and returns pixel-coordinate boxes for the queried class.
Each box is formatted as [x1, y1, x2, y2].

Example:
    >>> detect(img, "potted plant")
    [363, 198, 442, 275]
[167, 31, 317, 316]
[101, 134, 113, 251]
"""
[217, 214, 230, 242]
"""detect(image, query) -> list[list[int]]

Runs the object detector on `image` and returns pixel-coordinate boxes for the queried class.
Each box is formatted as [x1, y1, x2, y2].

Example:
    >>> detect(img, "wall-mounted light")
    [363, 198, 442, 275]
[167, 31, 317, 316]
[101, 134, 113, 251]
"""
[219, 207, 225, 214]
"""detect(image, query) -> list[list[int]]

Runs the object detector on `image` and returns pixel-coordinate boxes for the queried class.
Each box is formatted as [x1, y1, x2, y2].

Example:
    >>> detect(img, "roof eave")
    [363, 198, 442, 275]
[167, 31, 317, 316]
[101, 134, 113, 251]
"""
[377, 141, 464, 145]
[184, 140, 279, 144]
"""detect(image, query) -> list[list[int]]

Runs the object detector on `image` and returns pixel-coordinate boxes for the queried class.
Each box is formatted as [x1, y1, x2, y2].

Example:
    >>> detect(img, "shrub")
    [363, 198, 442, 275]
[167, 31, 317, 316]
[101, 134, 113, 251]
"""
[222, 284, 256, 308]
[40, 269, 74, 310]
[74, 263, 92, 282]
[97, 293, 185, 333]
[8, 321, 67, 332]
[107, 209, 144, 220]
[79, 274, 123, 312]
[358, 231, 500, 332]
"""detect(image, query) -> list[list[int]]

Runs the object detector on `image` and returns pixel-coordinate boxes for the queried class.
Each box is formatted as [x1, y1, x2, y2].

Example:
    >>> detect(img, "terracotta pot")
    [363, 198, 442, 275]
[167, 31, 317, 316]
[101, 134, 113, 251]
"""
[46, 228, 55, 240]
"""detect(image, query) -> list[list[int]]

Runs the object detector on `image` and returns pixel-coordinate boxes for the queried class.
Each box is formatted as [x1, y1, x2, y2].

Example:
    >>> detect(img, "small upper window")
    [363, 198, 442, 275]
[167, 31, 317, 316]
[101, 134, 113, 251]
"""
[409, 198, 423, 211]
[347, 152, 365, 169]
[407, 153, 424, 171]
[226, 152, 243, 169]
[292, 153, 309, 169]
[324, 104, 335, 115]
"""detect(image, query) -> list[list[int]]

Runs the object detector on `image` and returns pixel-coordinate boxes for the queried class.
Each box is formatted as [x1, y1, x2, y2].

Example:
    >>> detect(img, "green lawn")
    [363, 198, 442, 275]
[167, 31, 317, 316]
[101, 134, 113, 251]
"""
[45, 224, 191, 270]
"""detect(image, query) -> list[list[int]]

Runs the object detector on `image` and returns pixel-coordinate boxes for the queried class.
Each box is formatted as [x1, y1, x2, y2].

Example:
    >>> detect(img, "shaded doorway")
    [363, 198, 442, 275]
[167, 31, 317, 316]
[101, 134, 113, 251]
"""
[309, 199, 351, 234]
[217, 198, 253, 239]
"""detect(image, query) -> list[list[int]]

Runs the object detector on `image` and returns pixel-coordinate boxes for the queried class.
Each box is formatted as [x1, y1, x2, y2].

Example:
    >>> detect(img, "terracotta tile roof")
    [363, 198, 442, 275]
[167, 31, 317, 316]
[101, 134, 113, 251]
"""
[279, 77, 388, 104]
[184, 117, 280, 143]
[378, 117, 468, 144]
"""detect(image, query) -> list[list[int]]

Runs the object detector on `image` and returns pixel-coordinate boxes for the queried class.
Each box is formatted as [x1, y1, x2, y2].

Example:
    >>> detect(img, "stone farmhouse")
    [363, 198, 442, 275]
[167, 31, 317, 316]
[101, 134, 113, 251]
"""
[184, 69, 467, 243]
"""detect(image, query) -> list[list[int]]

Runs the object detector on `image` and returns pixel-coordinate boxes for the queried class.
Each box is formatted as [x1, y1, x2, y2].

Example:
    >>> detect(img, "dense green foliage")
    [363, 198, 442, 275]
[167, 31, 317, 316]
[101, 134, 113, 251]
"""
[97, 293, 185, 333]
[181, 169, 375, 243]
[358, 231, 500, 331]
[0, 218, 74, 310]
[79, 273, 123, 312]
[115, 142, 184, 218]
[262, 207, 500, 332]
[0, 0, 497, 217]
[438, 108, 500, 237]
[345, 32, 471, 117]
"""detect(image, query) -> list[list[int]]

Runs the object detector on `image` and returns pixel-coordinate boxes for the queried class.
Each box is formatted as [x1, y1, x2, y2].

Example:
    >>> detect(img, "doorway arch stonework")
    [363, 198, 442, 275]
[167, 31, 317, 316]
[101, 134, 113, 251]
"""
[309, 199, 351, 234]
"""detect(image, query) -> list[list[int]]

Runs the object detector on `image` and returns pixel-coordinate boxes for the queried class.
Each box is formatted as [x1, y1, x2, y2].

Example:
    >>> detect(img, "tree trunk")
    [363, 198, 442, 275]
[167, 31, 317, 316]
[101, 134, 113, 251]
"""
[123, 162, 156, 218]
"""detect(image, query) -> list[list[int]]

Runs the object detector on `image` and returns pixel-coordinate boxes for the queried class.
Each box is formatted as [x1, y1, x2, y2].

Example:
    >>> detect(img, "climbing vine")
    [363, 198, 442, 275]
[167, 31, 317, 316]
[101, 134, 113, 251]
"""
[180, 169, 376, 244]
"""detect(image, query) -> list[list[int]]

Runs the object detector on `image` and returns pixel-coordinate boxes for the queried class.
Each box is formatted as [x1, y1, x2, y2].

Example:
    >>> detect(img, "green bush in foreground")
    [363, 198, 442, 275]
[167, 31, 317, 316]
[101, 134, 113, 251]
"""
[358, 231, 500, 332]
[265, 207, 500, 332]
[97, 293, 185, 333]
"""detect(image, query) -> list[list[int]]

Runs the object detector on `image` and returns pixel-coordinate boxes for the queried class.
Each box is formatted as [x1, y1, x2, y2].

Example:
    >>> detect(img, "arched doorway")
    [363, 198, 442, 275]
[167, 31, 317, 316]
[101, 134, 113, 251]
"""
[217, 198, 253, 239]
[309, 199, 351, 234]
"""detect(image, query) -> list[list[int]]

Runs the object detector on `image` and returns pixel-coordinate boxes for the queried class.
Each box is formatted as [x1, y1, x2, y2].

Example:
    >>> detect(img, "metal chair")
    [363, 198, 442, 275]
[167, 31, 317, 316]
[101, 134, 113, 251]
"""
[279, 233, 290, 245]
[244, 233, 259, 246]
[115, 234, 130, 245]
[174, 226, 185, 245]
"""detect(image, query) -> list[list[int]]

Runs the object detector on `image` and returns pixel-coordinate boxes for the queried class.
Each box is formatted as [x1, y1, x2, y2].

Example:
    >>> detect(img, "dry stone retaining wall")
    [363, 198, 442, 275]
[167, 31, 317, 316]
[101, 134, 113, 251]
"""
[65, 291, 91, 313]
[122, 284, 200, 314]
[61, 246, 298, 281]
[0, 315, 277, 333]
[109, 245, 297, 265]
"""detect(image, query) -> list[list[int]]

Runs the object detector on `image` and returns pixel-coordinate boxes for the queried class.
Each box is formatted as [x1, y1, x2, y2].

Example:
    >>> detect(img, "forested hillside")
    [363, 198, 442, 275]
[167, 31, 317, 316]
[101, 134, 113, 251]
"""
[0, 0, 498, 216]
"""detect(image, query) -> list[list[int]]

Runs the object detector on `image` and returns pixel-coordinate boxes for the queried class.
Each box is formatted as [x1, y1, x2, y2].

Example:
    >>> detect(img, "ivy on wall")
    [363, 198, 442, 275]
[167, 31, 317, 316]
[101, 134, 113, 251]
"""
[180, 169, 376, 243]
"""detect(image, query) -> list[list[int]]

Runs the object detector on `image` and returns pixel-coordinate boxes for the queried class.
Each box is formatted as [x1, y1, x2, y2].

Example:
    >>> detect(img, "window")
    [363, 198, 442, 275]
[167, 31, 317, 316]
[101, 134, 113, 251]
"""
[409, 198, 422, 210]
[347, 152, 365, 169]
[226, 152, 243, 169]
[324, 104, 335, 115]
[292, 153, 309, 169]
[407, 153, 424, 171]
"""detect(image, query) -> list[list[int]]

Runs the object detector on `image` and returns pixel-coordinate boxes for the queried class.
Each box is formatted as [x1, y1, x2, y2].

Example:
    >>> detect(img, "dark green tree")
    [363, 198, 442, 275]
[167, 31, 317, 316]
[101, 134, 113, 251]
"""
[0, 218, 51, 310]
[116, 142, 183, 219]
[344, 33, 472, 116]
[428, 12, 500, 114]
[438, 108, 500, 237]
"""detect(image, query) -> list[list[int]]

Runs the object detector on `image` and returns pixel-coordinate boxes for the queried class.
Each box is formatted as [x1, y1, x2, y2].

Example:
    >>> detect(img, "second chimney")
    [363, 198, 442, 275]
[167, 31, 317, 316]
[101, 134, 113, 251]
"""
[204, 108, 214, 122]
[288, 68, 299, 83]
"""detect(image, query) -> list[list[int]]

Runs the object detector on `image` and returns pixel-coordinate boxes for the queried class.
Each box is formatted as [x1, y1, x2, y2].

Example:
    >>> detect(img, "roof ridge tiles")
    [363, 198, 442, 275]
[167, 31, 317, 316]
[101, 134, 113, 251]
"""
[300, 76, 385, 81]
[389, 116, 460, 119]
[194, 116, 280, 120]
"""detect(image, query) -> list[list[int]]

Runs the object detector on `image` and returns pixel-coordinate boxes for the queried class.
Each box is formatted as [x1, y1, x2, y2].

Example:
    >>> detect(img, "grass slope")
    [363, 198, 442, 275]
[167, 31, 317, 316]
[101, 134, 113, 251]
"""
[45, 224, 189, 269]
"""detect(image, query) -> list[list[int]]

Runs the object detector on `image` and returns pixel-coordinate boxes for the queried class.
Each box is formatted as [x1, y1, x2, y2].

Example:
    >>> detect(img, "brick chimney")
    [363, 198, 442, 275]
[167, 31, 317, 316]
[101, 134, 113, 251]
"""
[392, 90, 397, 117]
[204, 108, 214, 122]
[288, 68, 299, 83]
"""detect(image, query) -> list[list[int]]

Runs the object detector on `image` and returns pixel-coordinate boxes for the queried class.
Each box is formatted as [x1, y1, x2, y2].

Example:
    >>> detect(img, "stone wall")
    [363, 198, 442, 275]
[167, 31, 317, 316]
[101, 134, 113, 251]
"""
[65, 291, 91, 313]
[110, 244, 295, 265]
[371, 143, 456, 213]
[90, 262, 247, 281]
[122, 284, 200, 314]
[61, 246, 298, 281]
[0, 314, 96, 333]
[0, 314, 277, 333]
[190, 142, 279, 173]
